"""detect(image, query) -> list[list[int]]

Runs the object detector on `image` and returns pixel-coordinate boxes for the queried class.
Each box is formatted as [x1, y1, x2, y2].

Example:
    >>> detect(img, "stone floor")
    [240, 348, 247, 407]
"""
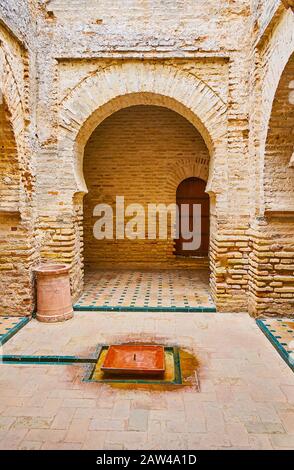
[74, 269, 215, 311]
[0, 311, 293, 450]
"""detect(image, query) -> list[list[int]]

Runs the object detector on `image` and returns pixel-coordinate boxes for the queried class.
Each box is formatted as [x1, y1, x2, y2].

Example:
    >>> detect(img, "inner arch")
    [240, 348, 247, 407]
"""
[83, 104, 210, 270]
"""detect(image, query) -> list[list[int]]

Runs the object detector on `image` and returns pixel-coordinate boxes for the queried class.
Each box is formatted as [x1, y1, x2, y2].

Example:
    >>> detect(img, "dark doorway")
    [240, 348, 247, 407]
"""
[175, 177, 209, 257]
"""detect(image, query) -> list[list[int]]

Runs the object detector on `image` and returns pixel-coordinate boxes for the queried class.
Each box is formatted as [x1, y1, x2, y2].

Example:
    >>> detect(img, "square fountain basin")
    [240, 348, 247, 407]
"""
[101, 344, 165, 376]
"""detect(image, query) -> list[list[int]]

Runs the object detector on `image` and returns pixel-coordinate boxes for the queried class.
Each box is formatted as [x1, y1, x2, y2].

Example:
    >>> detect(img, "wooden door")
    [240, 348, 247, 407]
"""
[175, 177, 209, 257]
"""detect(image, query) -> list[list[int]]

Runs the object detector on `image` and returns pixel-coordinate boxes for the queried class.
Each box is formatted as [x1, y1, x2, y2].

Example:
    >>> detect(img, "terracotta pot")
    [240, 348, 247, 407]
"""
[34, 264, 73, 322]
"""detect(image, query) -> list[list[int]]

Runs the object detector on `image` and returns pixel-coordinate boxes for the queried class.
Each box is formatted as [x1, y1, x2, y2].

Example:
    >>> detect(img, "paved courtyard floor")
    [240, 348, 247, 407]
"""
[74, 269, 215, 311]
[0, 312, 293, 450]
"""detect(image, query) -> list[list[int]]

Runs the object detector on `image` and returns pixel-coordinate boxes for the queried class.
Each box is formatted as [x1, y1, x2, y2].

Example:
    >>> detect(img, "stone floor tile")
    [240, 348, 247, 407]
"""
[245, 421, 285, 434]
[278, 411, 294, 434]
[128, 408, 149, 431]
[280, 385, 294, 404]
[89, 418, 126, 431]
[41, 442, 83, 450]
[248, 434, 273, 450]
[112, 400, 131, 419]
[82, 430, 106, 449]
[64, 418, 91, 443]
[51, 408, 76, 430]
[25, 429, 67, 443]
[0, 428, 28, 449]
[62, 398, 96, 408]
[12, 416, 53, 430]
[74, 407, 108, 419]
[103, 443, 124, 450]
[0, 416, 16, 431]
[166, 394, 184, 410]
[226, 423, 249, 447]
[105, 430, 148, 450]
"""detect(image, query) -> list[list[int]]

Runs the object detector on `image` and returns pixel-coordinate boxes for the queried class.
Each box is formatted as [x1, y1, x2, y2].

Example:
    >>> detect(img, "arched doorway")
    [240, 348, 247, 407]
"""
[71, 104, 215, 311]
[59, 63, 227, 306]
[251, 51, 294, 316]
[0, 99, 20, 212]
[83, 105, 210, 270]
[175, 177, 209, 258]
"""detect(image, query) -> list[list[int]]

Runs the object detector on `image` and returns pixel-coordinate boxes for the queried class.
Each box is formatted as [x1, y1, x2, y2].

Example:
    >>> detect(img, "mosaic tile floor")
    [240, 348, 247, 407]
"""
[74, 269, 215, 312]
[257, 318, 294, 371]
[0, 317, 30, 346]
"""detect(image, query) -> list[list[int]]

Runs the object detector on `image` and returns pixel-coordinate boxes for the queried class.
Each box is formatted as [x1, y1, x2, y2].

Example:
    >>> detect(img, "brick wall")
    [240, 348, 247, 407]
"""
[0, 100, 33, 315]
[0, 9, 37, 316]
[264, 53, 294, 210]
[0, 100, 20, 212]
[83, 105, 210, 269]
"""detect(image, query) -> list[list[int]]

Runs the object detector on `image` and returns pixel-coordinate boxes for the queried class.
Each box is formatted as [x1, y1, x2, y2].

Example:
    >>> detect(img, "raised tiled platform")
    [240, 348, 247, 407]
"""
[257, 318, 294, 371]
[74, 269, 215, 312]
[0, 317, 30, 346]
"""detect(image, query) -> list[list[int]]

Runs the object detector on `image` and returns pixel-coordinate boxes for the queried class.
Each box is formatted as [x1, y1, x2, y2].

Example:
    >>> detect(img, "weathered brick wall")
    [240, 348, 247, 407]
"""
[264, 54, 294, 210]
[0, 100, 30, 315]
[0, 101, 20, 212]
[42, 0, 251, 46]
[0, 84, 35, 316]
[249, 219, 294, 316]
[0, 1, 36, 45]
[252, 0, 281, 38]
[0, 3, 37, 316]
[247, 5, 294, 316]
[83, 105, 209, 269]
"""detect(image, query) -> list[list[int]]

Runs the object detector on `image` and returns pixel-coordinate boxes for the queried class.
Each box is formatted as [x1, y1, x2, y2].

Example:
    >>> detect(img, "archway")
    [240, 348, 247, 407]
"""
[58, 62, 227, 307]
[249, 51, 294, 316]
[83, 105, 210, 270]
[175, 177, 210, 258]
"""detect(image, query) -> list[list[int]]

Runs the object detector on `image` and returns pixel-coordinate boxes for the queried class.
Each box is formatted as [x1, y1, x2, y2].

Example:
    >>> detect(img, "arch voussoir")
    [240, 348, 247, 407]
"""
[59, 63, 227, 154]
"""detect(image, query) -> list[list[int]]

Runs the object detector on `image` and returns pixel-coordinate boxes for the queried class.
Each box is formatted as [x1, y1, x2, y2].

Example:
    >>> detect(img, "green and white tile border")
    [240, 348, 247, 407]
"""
[256, 318, 294, 372]
[74, 304, 216, 312]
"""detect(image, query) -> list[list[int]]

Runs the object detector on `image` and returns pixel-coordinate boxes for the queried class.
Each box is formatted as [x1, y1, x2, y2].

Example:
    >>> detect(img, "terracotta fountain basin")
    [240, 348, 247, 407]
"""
[101, 344, 165, 377]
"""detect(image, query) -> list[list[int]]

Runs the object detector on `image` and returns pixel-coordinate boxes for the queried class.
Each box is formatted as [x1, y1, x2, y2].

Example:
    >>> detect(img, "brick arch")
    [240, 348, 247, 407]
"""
[0, 45, 34, 316]
[261, 9, 294, 173]
[165, 153, 209, 197]
[264, 52, 294, 210]
[0, 46, 26, 165]
[58, 62, 227, 197]
[0, 96, 20, 212]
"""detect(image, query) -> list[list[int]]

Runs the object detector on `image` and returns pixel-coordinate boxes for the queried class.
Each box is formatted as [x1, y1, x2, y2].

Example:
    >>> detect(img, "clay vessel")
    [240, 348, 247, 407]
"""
[34, 264, 73, 322]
